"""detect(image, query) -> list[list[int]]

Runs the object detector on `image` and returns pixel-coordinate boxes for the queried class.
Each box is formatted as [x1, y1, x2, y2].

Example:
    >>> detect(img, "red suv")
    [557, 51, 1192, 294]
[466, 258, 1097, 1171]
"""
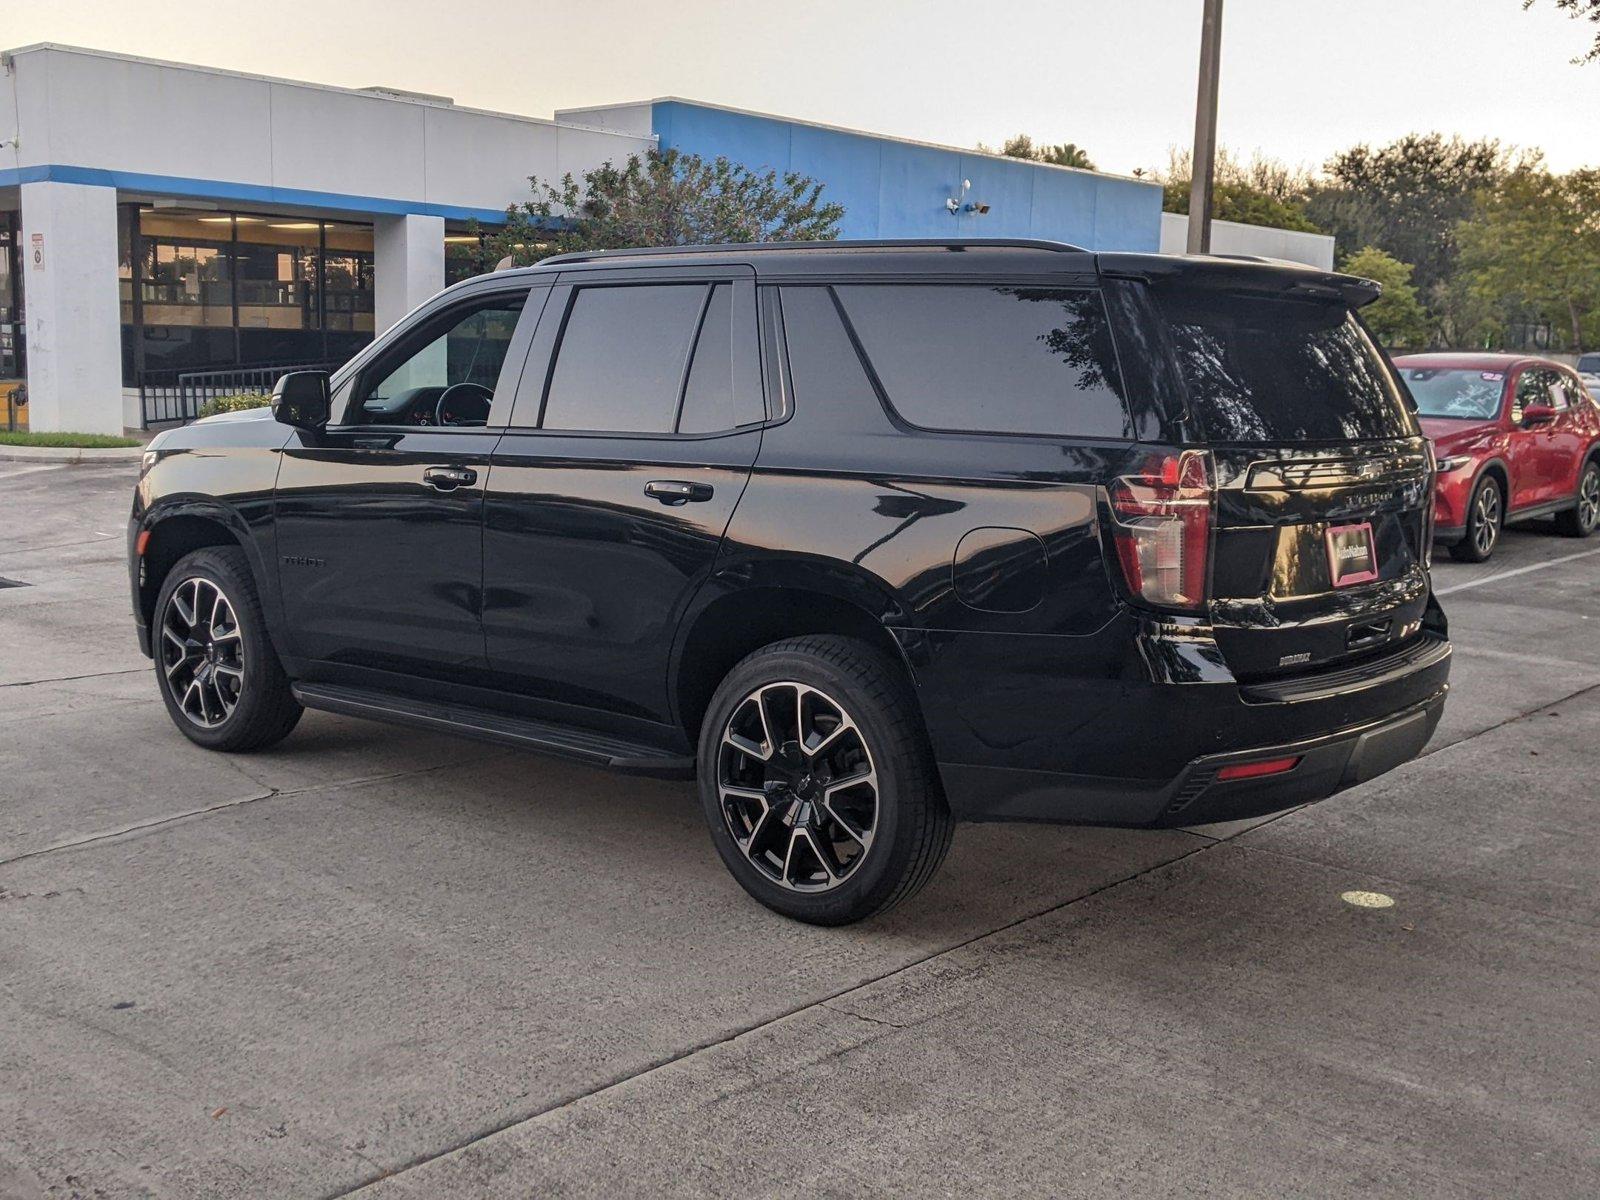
[1394, 353, 1600, 561]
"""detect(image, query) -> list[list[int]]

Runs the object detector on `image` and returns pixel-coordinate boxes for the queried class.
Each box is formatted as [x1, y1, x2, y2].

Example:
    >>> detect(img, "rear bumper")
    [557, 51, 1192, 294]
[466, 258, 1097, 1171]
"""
[1149, 687, 1445, 825]
[938, 684, 1446, 828]
[918, 616, 1452, 828]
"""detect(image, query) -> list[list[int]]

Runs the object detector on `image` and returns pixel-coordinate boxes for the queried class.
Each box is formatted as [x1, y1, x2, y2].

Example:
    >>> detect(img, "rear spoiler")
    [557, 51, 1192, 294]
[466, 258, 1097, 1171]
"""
[1096, 252, 1382, 310]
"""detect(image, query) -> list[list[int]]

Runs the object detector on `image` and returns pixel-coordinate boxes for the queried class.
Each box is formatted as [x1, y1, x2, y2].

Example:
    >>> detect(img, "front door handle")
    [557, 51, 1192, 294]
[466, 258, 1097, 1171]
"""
[424, 465, 478, 491]
[644, 479, 714, 505]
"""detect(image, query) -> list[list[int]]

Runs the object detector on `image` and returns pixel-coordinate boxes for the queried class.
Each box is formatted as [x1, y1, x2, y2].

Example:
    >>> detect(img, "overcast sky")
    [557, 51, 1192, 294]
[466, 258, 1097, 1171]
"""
[8, 0, 1598, 176]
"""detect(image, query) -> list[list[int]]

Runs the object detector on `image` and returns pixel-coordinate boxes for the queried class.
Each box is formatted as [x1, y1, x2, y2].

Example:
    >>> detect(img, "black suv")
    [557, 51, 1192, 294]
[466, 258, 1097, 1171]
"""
[131, 239, 1451, 924]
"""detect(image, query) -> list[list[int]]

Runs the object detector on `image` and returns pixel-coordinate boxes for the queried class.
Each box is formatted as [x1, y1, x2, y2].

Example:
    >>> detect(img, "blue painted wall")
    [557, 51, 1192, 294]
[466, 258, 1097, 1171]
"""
[651, 101, 1162, 251]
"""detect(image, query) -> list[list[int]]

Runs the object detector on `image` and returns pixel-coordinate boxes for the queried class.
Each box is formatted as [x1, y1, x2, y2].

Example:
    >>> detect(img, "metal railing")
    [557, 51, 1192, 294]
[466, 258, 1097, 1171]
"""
[139, 361, 336, 428]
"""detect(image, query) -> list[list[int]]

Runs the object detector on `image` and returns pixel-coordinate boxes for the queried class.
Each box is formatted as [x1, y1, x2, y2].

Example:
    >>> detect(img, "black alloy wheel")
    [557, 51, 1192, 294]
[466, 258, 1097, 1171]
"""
[153, 546, 302, 752]
[698, 635, 953, 926]
[1451, 475, 1502, 562]
[717, 680, 880, 892]
[160, 576, 246, 728]
[1556, 461, 1600, 538]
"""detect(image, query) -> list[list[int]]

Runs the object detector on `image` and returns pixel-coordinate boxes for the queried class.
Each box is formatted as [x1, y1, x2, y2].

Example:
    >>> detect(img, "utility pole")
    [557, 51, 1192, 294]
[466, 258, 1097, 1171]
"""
[1186, 0, 1224, 254]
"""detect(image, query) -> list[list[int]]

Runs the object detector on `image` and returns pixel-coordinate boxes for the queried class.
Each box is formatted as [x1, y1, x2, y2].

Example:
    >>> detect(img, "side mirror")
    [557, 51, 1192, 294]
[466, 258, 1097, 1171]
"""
[271, 371, 330, 430]
[1521, 403, 1557, 427]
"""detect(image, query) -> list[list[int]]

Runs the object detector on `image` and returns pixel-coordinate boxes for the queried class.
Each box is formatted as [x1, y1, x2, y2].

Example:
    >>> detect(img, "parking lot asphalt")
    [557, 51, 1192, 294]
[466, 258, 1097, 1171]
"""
[2, 461, 1597, 1199]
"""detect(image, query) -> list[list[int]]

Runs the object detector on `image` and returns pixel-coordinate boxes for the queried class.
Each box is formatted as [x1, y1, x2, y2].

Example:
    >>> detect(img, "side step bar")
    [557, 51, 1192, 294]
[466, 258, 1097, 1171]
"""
[291, 683, 695, 779]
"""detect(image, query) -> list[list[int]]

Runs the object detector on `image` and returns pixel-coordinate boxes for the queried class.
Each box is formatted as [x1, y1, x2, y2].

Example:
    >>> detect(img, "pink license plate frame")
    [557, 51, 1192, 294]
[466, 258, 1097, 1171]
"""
[1326, 521, 1379, 587]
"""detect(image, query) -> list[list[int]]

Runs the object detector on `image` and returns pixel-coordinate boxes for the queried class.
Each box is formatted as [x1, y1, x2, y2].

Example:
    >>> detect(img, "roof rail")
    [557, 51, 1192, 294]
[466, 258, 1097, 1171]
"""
[536, 238, 1088, 267]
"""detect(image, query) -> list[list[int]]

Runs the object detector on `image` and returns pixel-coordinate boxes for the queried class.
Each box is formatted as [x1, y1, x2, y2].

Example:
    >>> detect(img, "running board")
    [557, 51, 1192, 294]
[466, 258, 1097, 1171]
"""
[290, 683, 695, 779]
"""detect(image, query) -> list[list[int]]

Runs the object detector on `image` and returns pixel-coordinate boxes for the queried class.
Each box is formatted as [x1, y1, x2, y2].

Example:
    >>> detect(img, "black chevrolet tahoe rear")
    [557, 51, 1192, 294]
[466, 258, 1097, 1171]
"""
[130, 239, 1450, 924]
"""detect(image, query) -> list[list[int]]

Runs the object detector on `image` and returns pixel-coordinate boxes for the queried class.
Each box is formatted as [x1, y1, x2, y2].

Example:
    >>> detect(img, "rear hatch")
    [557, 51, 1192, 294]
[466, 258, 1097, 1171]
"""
[1116, 274, 1435, 680]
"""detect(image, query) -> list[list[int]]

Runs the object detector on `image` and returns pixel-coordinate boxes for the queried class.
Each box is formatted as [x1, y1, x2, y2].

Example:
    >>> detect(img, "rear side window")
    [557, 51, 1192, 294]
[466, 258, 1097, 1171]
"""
[540, 282, 761, 434]
[1153, 289, 1415, 443]
[834, 285, 1132, 439]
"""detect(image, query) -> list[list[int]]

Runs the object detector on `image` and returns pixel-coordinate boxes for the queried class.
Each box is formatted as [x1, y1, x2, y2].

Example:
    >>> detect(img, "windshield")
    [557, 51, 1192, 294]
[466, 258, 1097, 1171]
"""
[1578, 353, 1600, 374]
[1152, 289, 1415, 443]
[1401, 367, 1505, 420]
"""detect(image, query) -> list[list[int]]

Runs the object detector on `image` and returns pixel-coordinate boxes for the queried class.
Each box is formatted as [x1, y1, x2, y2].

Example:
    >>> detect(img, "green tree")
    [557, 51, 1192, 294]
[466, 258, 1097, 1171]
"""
[1306, 135, 1525, 296]
[1160, 148, 1320, 232]
[985, 134, 1097, 170]
[1526, 0, 1600, 62]
[1340, 246, 1431, 348]
[1457, 167, 1600, 352]
[468, 148, 843, 271]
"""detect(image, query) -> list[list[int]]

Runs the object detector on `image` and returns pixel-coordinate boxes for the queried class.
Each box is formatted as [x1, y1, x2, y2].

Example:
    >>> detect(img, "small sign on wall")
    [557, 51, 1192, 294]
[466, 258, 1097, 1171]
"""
[30, 233, 43, 270]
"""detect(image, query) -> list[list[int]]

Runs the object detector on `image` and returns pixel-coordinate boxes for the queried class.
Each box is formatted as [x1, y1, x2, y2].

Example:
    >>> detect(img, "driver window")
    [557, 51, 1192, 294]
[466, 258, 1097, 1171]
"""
[1512, 370, 1549, 424]
[352, 292, 528, 426]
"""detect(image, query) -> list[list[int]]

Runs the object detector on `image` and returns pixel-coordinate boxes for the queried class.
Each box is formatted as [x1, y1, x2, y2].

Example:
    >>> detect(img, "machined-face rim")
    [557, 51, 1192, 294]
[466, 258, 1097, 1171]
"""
[1579, 466, 1600, 532]
[717, 681, 879, 893]
[1474, 483, 1501, 556]
[160, 577, 245, 729]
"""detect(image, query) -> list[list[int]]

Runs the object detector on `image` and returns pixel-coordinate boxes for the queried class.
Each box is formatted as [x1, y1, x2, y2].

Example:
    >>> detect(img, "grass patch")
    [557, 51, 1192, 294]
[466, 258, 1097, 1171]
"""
[0, 430, 143, 449]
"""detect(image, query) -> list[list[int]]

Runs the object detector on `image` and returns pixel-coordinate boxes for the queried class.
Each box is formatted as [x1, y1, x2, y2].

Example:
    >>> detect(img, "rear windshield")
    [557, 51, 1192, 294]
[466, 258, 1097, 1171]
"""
[1153, 289, 1415, 443]
[1400, 367, 1505, 419]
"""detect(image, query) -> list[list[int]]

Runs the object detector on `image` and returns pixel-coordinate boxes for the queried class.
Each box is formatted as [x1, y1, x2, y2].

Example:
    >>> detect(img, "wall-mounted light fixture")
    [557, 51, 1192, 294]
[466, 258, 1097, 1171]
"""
[945, 179, 990, 216]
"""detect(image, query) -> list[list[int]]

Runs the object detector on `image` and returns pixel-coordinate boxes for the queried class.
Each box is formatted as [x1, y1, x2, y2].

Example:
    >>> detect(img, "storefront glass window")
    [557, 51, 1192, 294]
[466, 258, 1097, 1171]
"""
[118, 206, 379, 385]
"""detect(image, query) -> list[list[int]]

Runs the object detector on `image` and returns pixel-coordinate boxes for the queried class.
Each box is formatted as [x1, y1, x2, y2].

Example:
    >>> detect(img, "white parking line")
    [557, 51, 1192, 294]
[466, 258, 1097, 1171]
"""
[1435, 545, 1600, 596]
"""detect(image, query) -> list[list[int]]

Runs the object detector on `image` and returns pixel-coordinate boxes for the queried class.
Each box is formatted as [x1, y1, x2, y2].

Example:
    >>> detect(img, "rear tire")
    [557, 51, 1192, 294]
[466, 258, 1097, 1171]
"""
[153, 546, 302, 752]
[697, 635, 953, 926]
[1554, 460, 1600, 538]
[1450, 475, 1502, 562]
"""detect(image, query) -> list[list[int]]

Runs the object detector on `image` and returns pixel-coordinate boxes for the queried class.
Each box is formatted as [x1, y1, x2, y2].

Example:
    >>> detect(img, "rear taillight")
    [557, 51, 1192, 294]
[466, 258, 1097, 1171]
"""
[1107, 449, 1214, 613]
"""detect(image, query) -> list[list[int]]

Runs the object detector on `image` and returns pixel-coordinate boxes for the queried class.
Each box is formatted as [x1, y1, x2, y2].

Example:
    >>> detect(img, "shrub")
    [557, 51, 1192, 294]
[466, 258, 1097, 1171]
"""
[197, 392, 272, 418]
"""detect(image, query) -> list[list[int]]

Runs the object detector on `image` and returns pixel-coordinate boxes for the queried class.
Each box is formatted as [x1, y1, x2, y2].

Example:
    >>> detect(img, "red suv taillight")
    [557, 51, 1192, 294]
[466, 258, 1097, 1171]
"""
[1107, 450, 1214, 613]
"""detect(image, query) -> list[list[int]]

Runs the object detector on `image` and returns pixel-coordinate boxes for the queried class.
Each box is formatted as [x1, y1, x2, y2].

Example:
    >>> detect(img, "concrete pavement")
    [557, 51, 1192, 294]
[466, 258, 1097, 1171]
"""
[2, 462, 1597, 1198]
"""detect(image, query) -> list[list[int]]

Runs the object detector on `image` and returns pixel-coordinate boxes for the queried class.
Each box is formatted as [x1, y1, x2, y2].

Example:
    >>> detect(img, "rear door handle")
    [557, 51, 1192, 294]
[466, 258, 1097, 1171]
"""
[644, 479, 714, 505]
[424, 466, 478, 491]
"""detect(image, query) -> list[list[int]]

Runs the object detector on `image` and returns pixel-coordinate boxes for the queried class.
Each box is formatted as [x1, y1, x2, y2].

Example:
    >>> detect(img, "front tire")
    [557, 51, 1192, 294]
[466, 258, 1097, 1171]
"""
[1554, 460, 1600, 538]
[153, 546, 302, 752]
[1450, 475, 1502, 562]
[697, 635, 953, 926]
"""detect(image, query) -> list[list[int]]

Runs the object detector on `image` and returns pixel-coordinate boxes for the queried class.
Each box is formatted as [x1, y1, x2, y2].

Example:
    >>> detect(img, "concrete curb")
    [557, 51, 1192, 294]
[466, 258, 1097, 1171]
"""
[0, 444, 146, 464]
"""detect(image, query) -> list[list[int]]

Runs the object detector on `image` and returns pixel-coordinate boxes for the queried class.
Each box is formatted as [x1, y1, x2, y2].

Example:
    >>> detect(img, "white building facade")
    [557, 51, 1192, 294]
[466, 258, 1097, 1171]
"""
[1, 44, 1339, 435]
[0, 45, 652, 433]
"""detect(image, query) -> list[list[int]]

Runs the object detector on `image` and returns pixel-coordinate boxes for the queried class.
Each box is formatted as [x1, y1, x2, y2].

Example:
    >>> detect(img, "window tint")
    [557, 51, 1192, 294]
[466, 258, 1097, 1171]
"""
[678, 283, 762, 433]
[1153, 289, 1414, 443]
[834, 285, 1132, 438]
[354, 293, 526, 425]
[777, 286, 883, 427]
[543, 285, 705, 433]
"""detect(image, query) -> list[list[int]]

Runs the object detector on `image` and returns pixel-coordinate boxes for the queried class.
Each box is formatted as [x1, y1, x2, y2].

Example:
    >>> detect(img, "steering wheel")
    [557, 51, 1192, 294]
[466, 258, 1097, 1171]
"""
[434, 382, 494, 427]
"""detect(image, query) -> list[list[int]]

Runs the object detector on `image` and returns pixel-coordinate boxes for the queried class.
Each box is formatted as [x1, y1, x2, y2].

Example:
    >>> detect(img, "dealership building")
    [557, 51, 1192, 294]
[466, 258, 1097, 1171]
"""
[0, 43, 1333, 434]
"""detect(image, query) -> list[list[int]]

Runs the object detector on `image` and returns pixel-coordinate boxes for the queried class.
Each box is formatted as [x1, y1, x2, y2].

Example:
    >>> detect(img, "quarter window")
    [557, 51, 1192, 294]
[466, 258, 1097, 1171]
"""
[678, 284, 763, 433]
[833, 285, 1132, 439]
